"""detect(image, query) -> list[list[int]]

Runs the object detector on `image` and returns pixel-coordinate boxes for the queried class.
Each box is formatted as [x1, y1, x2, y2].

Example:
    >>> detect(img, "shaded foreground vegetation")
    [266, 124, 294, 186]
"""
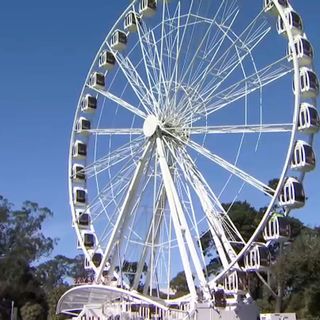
[0, 196, 319, 319]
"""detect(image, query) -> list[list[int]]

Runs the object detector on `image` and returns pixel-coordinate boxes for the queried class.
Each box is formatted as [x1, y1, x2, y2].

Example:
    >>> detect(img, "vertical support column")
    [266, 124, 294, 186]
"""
[156, 135, 201, 301]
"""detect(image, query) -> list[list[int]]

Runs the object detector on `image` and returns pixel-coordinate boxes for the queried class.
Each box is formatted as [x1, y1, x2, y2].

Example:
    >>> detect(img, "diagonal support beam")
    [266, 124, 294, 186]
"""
[156, 135, 209, 300]
[95, 141, 153, 282]
[132, 184, 166, 291]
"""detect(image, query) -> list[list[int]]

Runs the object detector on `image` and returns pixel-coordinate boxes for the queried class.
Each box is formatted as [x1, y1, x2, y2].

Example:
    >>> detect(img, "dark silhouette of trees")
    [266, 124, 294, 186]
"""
[0, 196, 86, 319]
[0, 194, 319, 318]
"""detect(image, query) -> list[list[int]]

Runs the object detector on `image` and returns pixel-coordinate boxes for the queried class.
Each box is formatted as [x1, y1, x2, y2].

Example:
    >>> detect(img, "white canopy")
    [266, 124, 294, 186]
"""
[56, 284, 168, 316]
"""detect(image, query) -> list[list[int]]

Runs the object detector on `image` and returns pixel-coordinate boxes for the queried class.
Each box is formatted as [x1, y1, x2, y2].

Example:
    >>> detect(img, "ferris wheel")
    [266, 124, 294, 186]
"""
[64, 0, 318, 318]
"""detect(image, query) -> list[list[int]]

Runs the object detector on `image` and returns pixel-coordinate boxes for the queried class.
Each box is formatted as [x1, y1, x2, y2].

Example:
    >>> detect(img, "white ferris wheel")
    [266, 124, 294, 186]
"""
[60, 0, 319, 319]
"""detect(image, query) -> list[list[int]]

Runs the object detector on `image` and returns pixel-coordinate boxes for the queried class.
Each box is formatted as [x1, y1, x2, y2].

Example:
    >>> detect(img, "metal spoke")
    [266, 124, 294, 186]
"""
[189, 123, 293, 135]
[164, 140, 242, 265]
[95, 140, 154, 282]
[77, 137, 144, 179]
[88, 86, 147, 119]
[162, 128, 275, 196]
[107, 47, 156, 115]
[85, 128, 143, 136]
[188, 138, 274, 196]
[182, 15, 270, 115]
[193, 56, 292, 119]
[156, 134, 208, 300]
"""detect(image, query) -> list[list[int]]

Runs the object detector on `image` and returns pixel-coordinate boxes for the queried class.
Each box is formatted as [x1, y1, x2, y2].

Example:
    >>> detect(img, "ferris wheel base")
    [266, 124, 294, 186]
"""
[70, 303, 260, 320]
[196, 302, 259, 320]
[57, 285, 260, 320]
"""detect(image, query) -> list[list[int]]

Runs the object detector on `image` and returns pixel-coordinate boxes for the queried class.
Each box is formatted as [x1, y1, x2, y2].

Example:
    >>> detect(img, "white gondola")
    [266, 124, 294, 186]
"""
[83, 232, 95, 249]
[279, 177, 305, 209]
[244, 244, 271, 272]
[92, 252, 103, 267]
[291, 140, 315, 172]
[72, 164, 86, 182]
[76, 117, 91, 134]
[263, 213, 291, 242]
[73, 140, 87, 159]
[224, 270, 247, 294]
[89, 72, 105, 90]
[110, 30, 128, 51]
[77, 212, 90, 228]
[84, 251, 103, 270]
[298, 103, 320, 133]
[124, 11, 140, 32]
[99, 50, 116, 70]
[288, 36, 314, 66]
[139, 0, 157, 17]
[264, 0, 288, 16]
[277, 10, 303, 37]
[293, 67, 319, 99]
[81, 94, 97, 113]
[73, 187, 87, 206]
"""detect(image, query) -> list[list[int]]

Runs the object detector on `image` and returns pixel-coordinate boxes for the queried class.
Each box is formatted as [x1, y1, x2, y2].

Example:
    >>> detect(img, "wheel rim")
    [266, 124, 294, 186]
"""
[68, 0, 317, 306]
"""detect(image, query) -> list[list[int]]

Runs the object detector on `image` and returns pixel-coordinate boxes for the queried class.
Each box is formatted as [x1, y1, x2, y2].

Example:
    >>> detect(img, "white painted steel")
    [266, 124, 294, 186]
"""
[67, 0, 318, 318]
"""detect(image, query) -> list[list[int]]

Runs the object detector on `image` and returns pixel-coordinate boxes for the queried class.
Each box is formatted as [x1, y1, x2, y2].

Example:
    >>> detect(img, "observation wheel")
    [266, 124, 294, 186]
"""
[66, 0, 319, 318]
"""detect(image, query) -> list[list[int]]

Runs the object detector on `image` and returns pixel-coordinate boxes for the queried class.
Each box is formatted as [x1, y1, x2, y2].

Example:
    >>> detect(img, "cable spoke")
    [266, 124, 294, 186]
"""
[88, 86, 146, 119]
[162, 127, 275, 196]
[188, 138, 274, 196]
[75, 137, 144, 179]
[95, 140, 154, 281]
[85, 128, 143, 136]
[136, 14, 162, 112]
[108, 45, 156, 115]
[189, 123, 293, 134]
[163, 139, 240, 268]
[183, 14, 270, 111]
[178, 0, 235, 89]
[193, 56, 292, 119]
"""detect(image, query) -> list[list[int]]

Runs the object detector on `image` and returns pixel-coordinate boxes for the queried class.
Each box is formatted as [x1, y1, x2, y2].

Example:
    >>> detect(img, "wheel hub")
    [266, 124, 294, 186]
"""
[143, 115, 159, 137]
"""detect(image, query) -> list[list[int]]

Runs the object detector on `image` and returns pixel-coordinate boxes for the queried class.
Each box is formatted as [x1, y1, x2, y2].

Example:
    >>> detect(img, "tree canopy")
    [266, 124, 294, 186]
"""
[0, 196, 85, 320]
[0, 194, 319, 319]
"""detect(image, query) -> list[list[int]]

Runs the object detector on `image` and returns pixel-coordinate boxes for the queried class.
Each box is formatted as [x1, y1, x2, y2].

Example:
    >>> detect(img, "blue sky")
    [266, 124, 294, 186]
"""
[0, 0, 319, 260]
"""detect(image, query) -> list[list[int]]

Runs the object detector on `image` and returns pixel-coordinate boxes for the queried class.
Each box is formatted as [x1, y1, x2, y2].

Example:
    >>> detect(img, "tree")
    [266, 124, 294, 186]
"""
[0, 196, 61, 318]
[225, 201, 261, 242]
[46, 286, 70, 320]
[0, 196, 93, 319]
[20, 302, 45, 320]
[170, 271, 190, 298]
[35, 255, 80, 292]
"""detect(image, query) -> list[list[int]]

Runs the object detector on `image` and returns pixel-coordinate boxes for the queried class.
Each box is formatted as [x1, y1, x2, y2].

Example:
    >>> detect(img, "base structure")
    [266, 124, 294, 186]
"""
[57, 285, 260, 320]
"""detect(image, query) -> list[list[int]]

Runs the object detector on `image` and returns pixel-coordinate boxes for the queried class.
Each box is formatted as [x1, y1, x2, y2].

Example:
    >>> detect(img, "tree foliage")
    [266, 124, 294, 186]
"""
[0, 194, 319, 318]
[266, 228, 320, 318]
[170, 271, 190, 298]
[173, 199, 318, 318]
[0, 196, 86, 319]
[0, 197, 53, 318]
[20, 302, 45, 320]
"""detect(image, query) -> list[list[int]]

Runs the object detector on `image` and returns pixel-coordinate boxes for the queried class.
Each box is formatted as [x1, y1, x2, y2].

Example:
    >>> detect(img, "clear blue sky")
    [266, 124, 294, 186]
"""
[0, 0, 319, 260]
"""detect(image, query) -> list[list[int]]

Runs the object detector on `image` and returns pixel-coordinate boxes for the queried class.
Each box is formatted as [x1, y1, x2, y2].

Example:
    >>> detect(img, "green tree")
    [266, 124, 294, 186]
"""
[170, 271, 190, 298]
[0, 196, 91, 319]
[35, 255, 80, 292]
[225, 201, 261, 242]
[0, 197, 55, 318]
[20, 302, 45, 320]
[0, 196, 62, 319]
[46, 286, 70, 320]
